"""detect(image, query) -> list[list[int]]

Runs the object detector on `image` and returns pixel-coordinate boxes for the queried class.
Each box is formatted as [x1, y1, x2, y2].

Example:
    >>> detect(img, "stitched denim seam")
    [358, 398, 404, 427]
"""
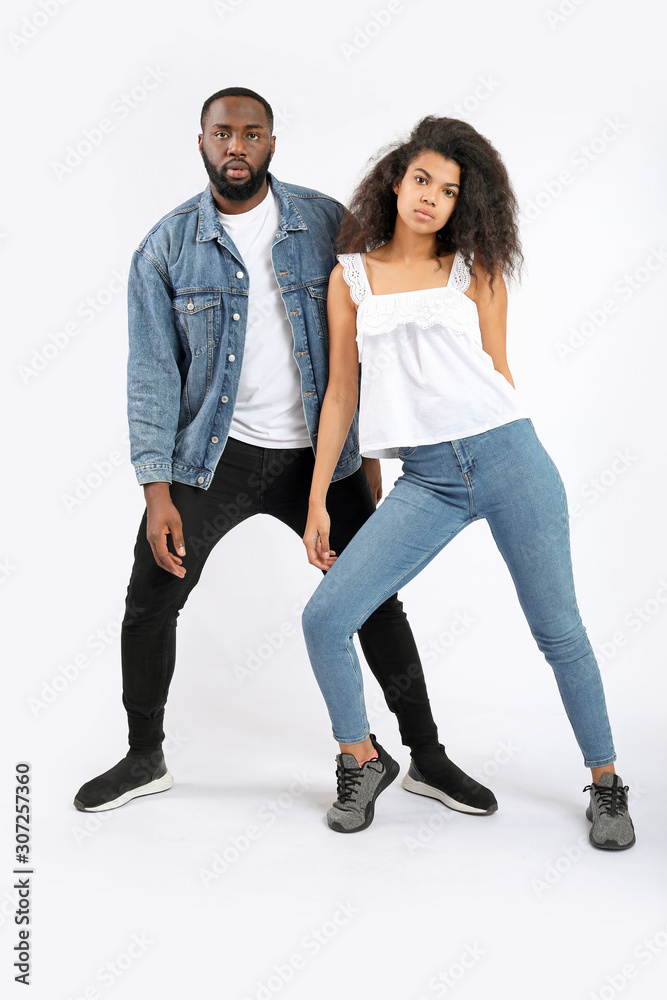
[464, 472, 476, 519]
[584, 755, 617, 767]
[338, 637, 370, 744]
[528, 420, 569, 517]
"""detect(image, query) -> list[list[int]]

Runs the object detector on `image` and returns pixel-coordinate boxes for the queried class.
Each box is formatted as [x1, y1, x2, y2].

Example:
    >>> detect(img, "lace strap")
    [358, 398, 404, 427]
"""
[448, 250, 472, 293]
[337, 253, 368, 306]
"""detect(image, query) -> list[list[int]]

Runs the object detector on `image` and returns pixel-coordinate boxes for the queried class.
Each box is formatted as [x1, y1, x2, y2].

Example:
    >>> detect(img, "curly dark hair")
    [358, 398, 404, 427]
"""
[337, 116, 523, 286]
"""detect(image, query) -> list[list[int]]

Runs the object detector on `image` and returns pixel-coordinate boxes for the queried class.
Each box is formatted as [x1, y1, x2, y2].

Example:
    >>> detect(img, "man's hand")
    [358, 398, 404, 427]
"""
[361, 456, 383, 505]
[143, 483, 186, 578]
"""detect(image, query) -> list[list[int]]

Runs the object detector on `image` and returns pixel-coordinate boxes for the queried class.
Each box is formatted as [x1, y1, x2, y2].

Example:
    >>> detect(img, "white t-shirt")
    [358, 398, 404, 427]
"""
[338, 251, 528, 458]
[217, 190, 311, 449]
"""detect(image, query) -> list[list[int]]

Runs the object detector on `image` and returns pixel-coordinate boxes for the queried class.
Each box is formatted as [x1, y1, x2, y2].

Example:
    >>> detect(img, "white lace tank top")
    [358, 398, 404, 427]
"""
[337, 251, 529, 459]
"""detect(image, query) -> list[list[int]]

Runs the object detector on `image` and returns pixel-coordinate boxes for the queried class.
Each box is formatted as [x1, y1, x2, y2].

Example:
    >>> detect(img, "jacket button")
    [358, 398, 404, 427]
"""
[211, 436, 218, 444]
[197, 476, 205, 484]
[187, 301, 194, 311]
[236, 271, 244, 279]
[228, 354, 236, 362]
[232, 312, 240, 321]
[220, 395, 229, 403]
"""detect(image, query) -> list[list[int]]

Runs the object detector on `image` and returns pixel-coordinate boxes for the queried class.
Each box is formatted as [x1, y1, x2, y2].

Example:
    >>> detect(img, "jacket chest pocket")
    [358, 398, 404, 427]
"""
[172, 290, 222, 357]
[306, 282, 330, 339]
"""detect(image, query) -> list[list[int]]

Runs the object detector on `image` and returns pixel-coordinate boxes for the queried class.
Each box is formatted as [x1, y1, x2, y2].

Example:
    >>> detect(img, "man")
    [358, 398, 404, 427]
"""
[73, 87, 496, 821]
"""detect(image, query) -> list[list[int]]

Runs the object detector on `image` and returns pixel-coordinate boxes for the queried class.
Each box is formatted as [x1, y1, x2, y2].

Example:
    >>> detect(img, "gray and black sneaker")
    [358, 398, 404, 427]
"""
[402, 745, 498, 815]
[73, 749, 173, 812]
[327, 737, 399, 833]
[584, 773, 636, 851]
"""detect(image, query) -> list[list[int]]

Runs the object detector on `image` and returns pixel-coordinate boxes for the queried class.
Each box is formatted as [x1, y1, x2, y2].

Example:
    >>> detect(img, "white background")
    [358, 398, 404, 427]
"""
[2, 1, 666, 998]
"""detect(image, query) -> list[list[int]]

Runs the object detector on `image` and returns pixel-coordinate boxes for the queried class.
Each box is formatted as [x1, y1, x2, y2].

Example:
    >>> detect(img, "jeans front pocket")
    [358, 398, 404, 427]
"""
[397, 446, 415, 458]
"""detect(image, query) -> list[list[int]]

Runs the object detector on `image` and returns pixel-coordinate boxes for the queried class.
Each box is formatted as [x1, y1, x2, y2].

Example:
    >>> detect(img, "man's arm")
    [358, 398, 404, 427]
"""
[127, 249, 187, 576]
[127, 249, 183, 483]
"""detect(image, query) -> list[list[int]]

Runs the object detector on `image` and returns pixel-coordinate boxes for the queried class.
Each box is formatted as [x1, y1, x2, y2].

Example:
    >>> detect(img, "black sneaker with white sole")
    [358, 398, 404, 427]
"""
[73, 749, 173, 812]
[327, 736, 399, 833]
[402, 745, 498, 815]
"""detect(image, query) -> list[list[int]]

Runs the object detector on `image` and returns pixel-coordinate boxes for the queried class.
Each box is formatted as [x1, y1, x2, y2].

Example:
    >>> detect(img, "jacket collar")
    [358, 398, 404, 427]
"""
[196, 173, 307, 243]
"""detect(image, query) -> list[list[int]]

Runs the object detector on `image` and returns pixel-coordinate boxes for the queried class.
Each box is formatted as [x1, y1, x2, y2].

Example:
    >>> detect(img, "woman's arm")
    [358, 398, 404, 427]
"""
[471, 264, 515, 388]
[303, 264, 360, 570]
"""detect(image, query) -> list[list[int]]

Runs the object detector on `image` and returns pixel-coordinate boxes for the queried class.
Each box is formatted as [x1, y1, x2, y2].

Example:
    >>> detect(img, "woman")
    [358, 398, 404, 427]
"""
[301, 116, 635, 849]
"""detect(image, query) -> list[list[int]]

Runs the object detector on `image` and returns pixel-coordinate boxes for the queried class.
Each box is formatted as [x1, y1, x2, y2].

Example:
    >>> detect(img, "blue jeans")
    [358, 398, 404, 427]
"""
[302, 418, 616, 767]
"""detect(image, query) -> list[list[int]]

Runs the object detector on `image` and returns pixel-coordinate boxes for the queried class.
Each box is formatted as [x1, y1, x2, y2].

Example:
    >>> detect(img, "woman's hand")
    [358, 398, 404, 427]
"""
[303, 502, 337, 571]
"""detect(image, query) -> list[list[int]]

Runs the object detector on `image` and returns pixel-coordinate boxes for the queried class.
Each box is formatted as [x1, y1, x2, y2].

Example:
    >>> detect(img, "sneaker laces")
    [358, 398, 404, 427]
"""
[583, 780, 630, 817]
[335, 760, 365, 804]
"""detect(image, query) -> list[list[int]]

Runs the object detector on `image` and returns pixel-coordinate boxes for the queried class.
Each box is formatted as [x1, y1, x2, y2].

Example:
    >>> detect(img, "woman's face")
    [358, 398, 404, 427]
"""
[393, 151, 461, 236]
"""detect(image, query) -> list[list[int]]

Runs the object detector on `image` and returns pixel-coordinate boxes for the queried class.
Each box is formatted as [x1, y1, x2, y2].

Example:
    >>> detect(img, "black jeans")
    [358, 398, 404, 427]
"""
[121, 437, 440, 753]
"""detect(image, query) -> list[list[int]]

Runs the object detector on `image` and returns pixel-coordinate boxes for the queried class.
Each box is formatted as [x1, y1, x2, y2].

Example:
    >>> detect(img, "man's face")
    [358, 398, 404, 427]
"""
[198, 96, 275, 203]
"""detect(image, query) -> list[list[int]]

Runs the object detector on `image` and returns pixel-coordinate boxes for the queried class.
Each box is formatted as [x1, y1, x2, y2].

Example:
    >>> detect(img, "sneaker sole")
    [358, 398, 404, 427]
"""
[329, 759, 400, 833]
[73, 771, 174, 813]
[585, 805, 636, 851]
[402, 774, 498, 815]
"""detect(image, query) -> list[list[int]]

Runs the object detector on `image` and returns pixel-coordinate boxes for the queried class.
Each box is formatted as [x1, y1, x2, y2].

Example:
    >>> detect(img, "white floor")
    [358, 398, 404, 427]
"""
[3, 506, 664, 1000]
[12, 623, 662, 1000]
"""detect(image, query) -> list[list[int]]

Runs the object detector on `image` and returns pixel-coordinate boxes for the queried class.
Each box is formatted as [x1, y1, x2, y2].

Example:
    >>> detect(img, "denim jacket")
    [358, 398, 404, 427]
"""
[127, 174, 360, 488]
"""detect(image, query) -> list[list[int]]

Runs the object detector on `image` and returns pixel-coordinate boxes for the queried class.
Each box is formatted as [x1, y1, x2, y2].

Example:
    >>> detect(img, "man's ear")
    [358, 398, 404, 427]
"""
[270, 135, 276, 156]
[197, 134, 203, 153]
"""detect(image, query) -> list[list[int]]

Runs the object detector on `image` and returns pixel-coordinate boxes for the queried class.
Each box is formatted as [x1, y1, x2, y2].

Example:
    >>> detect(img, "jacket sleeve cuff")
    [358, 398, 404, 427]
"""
[133, 463, 173, 486]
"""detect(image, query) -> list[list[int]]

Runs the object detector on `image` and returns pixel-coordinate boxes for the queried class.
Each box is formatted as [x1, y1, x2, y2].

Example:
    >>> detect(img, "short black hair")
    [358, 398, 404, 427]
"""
[200, 87, 274, 133]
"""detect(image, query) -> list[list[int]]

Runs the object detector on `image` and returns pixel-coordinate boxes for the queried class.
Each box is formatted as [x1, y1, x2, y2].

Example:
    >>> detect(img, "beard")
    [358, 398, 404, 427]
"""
[201, 147, 273, 202]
